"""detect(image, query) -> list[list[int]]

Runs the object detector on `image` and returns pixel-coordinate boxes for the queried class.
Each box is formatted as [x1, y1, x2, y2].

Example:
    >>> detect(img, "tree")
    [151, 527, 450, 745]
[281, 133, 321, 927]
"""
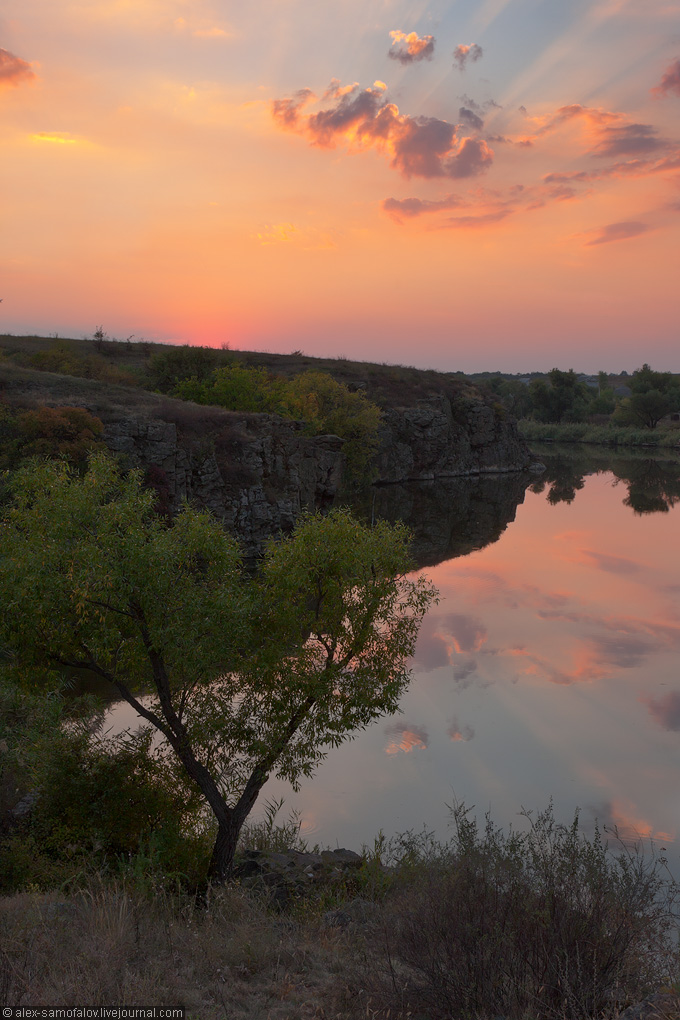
[0, 454, 436, 880]
[528, 369, 593, 423]
[612, 364, 680, 429]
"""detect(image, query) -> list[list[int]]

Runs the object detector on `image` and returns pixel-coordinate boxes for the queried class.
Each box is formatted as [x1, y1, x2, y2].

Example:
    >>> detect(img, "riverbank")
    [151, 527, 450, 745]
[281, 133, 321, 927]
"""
[519, 419, 680, 447]
[2, 806, 678, 1020]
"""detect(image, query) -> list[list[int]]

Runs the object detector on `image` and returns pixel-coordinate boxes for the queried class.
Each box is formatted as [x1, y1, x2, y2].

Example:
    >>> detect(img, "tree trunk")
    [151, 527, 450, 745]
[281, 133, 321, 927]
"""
[208, 816, 243, 881]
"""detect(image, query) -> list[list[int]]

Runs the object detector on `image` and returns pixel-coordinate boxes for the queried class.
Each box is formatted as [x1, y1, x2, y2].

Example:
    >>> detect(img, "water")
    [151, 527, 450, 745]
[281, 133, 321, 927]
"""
[102, 445, 680, 855]
[260, 445, 680, 852]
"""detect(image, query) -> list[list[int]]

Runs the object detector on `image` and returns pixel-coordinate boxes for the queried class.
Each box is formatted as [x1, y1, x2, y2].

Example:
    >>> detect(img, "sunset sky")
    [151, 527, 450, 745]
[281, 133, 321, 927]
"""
[1, 0, 679, 371]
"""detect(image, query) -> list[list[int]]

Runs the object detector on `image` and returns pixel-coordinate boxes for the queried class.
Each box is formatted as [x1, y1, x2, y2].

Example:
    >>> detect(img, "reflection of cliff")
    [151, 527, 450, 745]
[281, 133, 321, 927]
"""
[352, 472, 533, 569]
[528, 442, 680, 515]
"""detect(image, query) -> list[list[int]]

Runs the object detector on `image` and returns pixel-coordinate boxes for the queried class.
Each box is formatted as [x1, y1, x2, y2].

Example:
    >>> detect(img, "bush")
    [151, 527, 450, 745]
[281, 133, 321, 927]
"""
[0, 405, 105, 472]
[358, 804, 679, 1020]
[146, 344, 221, 393]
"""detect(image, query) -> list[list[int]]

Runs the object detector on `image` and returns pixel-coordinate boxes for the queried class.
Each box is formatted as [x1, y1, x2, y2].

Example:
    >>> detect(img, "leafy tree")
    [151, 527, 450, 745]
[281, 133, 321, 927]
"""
[0, 454, 436, 880]
[613, 365, 680, 429]
[528, 369, 593, 423]
[147, 344, 221, 393]
[174, 363, 287, 413]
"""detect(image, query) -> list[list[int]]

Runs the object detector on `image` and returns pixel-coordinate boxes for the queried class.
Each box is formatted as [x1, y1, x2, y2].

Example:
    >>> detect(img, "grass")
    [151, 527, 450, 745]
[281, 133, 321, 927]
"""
[1, 805, 678, 1019]
[519, 419, 680, 448]
[0, 333, 481, 413]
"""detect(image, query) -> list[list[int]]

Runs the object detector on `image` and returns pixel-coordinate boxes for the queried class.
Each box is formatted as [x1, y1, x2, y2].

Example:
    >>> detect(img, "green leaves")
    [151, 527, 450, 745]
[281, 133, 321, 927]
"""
[0, 454, 437, 869]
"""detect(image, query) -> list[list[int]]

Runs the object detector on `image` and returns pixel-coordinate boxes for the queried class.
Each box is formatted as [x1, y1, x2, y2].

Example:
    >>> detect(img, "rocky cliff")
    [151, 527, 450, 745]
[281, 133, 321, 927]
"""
[375, 395, 532, 482]
[104, 414, 343, 553]
[102, 395, 534, 555]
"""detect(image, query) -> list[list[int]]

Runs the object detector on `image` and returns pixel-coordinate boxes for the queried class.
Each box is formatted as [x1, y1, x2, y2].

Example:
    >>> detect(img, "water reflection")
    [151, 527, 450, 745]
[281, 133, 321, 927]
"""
[529, 443, 680, 514]
[260, 454, 680, 856]
[350, 471, 534, 568]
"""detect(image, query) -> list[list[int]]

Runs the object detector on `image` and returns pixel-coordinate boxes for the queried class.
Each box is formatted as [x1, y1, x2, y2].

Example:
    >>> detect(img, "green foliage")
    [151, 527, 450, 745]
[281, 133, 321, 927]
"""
[146, 344, 221, 393]
[172, 363, 382, 484]
[0, 454, 436, 879]
[174, 363, 287, 413]
[278, 371, 382, 481]
[612, 364, 680, 429]
[529, 368, 594, 423]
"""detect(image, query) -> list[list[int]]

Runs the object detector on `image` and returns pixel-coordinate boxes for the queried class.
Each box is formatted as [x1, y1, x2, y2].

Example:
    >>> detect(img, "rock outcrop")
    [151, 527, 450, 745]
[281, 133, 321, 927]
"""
[104, 414, 343, 552]
[101, 395, 535, 556]
[375, 395, 532, 482]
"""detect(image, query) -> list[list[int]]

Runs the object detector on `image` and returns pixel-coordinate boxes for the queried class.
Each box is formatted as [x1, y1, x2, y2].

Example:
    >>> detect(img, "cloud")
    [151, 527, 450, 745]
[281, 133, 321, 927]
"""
[453, 657, 478, 688]
[192, 26, 231, 38]
[448, 716, 475, 741]
[442, 209, 512, 228]
[271, 83, 494, 180]
[578, 549, 644, 574]
[583, 221, 651, 246]
[388, 30, 435, 65]
[453, 44, 483, 71]
[591, 123, 667, 158]
[382, 193, 467, 222]
[0, 48, 37, 89]
[543, 153, 680, 184]
[586, 800, 674, 844]
[652, 57, 680, 97]
[444, 614, 488, 653]
[459, 106, 484, 130]
[384, 722, 428, 754]
[641, 690, 680, 731]
[527, 104, 670, 159]
[271, 88, 316, 128]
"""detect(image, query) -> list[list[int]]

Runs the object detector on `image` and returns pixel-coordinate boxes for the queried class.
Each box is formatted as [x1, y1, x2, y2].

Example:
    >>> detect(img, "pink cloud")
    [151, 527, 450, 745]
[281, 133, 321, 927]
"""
[388, 30, 435, 65]
[652, 57, 680, 97]
[271, 83, 494, 180]
[641, 690, 680, 731]
[0, 48, 37, 89]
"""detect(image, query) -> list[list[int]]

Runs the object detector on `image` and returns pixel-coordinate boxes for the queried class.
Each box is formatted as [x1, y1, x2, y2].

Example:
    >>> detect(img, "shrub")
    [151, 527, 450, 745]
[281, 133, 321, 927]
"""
[146, 345, 221, 393]
[358, 803, 679, 1020]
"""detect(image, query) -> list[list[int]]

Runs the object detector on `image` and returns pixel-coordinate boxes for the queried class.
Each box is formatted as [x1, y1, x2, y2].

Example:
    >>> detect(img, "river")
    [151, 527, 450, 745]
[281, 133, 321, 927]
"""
[260, 444, 680, 854]
[105, 444, 680, 856]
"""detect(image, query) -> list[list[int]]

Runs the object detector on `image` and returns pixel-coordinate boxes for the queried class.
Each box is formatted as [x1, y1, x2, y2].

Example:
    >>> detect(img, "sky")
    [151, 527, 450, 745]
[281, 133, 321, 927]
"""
[1, 0, 680, 372]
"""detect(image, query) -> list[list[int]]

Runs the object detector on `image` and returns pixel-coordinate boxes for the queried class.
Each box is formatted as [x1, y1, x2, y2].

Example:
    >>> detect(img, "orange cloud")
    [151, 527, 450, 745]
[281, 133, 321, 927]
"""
[453, 44, 483, 71]
[448, 715, 475, 741]
[388, 30, 435, 65]
[271, 83, 494, 181]
[0, 48, 37, 89]
[591, 799, 674, 845]
[384, 722, 428, 754]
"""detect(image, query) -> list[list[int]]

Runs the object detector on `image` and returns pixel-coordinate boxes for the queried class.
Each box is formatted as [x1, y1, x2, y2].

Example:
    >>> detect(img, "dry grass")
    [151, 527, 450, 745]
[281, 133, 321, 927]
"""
[0, 879, 355, 1018]
[1, 333, 479, 413]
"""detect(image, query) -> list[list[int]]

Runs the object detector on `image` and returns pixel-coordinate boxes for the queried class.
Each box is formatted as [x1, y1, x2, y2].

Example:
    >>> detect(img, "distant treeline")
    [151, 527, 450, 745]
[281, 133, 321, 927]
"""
[483, 366, 680, 431]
